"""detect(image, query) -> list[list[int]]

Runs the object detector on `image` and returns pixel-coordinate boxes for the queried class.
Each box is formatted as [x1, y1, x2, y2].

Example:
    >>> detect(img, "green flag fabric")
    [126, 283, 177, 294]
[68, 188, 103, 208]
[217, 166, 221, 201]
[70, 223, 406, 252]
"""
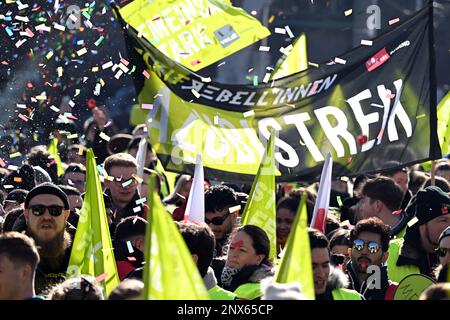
[274, 193, 315, 300]
[142, 174, 209, 300]
[437, 91, 450, 155]
[117, 0, 270, 71]
[270, 33, 308, 80]
[67, 148, 119, 297]
[48, 137, 64, 177]
[240, 130, 278, 261]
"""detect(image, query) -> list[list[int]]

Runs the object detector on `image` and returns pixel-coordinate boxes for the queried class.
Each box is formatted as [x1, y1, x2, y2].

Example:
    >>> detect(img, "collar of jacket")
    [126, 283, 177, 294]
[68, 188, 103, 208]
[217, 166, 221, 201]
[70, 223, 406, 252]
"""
[105, 189, 142, 219]
[203, 267, 218, 291]
[223, 264, 274, 292]
[112, 240, 144, 267]
[346, 261, 390, 300]
[397, 224, 425, 268]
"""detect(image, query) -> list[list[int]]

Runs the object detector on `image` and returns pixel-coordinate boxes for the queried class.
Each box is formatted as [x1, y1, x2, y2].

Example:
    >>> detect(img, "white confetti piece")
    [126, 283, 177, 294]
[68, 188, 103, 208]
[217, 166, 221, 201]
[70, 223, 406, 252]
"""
[259, 46, 270, 52]
[69, 14, 77, 22]
[389, 18, 400, 25]
[345, 9, 352, 16]
[334, 57, 347, 65]
[127, 241, 134, 253]
[201, 77, 211, 83]
[275, 27, 286, 34]
[35, 24, 51, 32]
[46, 51, 54, 59]
[50, 105, 60, 112]
[76, 47, 87, 56]
[114, 70, 124, 79]
[7, 165, 18, 171]
[135, 197, 147, 205]
[407, 216, 418, 227]
[99, 132, 110, 142]
[285, 26, 294, 38]
[16, 104, 26, 109]
[361, 39, 373, 46]
[141, 104, 153, 110]
[15, 39, 27, 48]
[133, 206, 142, 213]
[53, 23, 66, 31]
[263, 73, 271, 83]
[229, 205, 241, 213]
[118, 63, 129, 73]
[15, 15, 29, 22]
[243, 110, 255, 118]
[214, 115, 219, 125]
[102, 61, 113, 69]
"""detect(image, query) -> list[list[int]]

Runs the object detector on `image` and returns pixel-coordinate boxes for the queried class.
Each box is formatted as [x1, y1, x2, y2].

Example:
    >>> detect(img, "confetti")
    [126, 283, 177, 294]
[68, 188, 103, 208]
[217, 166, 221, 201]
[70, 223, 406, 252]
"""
[253, 75, 258, 86]
[142, 70, 150, 78]
[268, 15, 275, 24]
[15, 15, 29, 22]
[285, 26, 294, 38]
[214, 115, 219, 125]
[118, 63, 129, 73]
[345, 9, 353, 16]
[389, 18, 400, 25]
[122, 179, 133, 188]
[115, 70, 124, 79]
[10, 152, 22, 158]
[133, 206, 142, 213]
[263, 73, 271, 83]
[416, 114, 426, 119]
[217, 61, 226, 67]
[127, 256, 137, 262]
[135, 197, 147, 205]
[259, 46, 270, 52]
[274, 28, 286, 34]
[67, 134, 78, 139]
[141, 104, 153, 110]
[76, 48, 87, 56]
[94, 36, 104, 47]
[334, 57, 347, 64]
[243, 110, 255, 118]
[50, 105, 60, 112]
[14, 177, 22, 183]
[361, 40, 373, 46]
[201, 77, 211, 83]
[3, 185, 14, 190]
[229, 205, 241, 213]
[127, 241, 134, 253]
[7, 165, 18, 171]
[18, 114, 29, 122]
[191, 59, 201, 66]
[102, 61, 113, 69]
[95, 273, 108, 283]
[0, 158, 5, 167]
[15, 39, 27, 48]
[407, 216, 418, 227]
[69, 14, 78, 22]
[53, 23, 65, 31]
[91, 66, 99, 72]
[46, 51, 54, 59]
[16, 104, 26, 109]
[99, 132, 110, 142]
[35, 24, 51, 32]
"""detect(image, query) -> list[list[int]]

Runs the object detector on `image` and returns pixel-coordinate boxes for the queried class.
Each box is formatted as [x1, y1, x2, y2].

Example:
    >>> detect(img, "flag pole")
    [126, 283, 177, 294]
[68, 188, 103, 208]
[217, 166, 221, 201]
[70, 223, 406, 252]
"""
[430, 160, 436, 186]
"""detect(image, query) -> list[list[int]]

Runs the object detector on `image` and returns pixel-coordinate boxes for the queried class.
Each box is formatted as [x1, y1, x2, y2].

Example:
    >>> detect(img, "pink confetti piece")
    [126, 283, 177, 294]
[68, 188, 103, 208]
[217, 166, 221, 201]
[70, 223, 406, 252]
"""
[141, 104, 153, 110]
[25, 28, 34, 37]
[0, 158, 6, 167]
[127, 256, 137, 262]
[18, 114, 28, 122]
[142, 70, 150, 79]
[191, 59, 201, 66]
[389, 18, 400, 25]
[95, 272, 108, 283]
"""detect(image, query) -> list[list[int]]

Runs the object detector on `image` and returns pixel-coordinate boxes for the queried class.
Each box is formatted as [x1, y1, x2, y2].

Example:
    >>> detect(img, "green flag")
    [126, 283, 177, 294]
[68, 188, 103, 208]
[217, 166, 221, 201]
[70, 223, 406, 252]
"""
[142, 174, 209, 300]
[47, 137, 64, 177]
[67, 148, 119, 297]
[270, 33, 308, 80]
[240, 130, 278, 261]
[274, 193, 315, 300]
[437, 91, 450, 156]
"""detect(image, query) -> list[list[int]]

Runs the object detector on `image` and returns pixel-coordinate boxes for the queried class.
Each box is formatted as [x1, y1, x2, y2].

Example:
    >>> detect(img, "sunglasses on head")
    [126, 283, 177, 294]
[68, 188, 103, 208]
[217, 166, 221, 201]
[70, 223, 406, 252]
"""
[29, 205, 65, 217]
[435, 247, 450, 257]
[205, 211, 231, 225]
[352, 239, 381, 254]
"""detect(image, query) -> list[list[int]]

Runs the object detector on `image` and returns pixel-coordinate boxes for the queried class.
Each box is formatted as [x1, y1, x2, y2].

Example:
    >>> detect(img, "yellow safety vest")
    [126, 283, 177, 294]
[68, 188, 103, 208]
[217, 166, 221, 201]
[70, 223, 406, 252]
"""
[208, 285, 237, 300]
[387, 238, 420, 283]
[234, 283, 261, 300]
[332, 288, 363, 300]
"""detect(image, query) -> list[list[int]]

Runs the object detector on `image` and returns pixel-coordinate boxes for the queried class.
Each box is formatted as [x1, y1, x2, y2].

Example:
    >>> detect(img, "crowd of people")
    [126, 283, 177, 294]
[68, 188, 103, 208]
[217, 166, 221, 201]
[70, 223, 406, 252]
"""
[0, 106, 449, 300]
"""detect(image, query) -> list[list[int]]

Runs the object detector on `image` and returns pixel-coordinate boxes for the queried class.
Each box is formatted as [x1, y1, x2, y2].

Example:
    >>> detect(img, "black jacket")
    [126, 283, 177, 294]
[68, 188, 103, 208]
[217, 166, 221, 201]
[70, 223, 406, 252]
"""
[346, 262, 396, 300]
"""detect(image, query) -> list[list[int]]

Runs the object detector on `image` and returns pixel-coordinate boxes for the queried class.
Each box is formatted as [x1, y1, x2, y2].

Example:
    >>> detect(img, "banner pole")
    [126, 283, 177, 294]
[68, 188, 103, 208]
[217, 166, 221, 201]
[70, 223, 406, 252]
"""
[430, 160, 436, 186]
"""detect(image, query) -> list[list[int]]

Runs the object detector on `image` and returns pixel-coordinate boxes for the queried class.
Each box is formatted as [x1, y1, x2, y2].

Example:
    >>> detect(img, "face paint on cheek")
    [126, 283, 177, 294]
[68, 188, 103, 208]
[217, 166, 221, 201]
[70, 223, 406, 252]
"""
[231, 240, 244, 250]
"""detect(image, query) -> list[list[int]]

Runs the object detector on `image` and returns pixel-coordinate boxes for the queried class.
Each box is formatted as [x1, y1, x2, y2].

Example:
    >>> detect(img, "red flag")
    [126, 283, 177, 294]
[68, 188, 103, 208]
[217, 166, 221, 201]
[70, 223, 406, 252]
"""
[310, 153, 333, 233]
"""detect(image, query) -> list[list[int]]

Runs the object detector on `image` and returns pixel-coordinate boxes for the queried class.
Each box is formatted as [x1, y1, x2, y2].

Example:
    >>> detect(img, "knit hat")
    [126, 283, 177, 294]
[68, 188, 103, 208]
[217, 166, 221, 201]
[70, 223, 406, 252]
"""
[5, 189, 29, 205]
[24, 182, 69, 210]
[415, 186, 450, 225]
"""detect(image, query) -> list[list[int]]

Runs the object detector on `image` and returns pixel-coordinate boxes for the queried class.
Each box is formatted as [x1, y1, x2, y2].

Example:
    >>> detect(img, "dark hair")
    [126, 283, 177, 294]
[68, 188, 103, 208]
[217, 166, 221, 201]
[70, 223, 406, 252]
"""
[205, 185, 238, 213]
[47, 276, 104, 300]
[58, 185, 81, 197]
[0, 231, 40, 271]
[236, 225, 270, 265]
[276, 188, 316, 222]
[308, 229, 329, 250]
[361, 176, 404, 211]
[176, 221, 215, 277]
[329, 228, 351, 249]
[420, 283, 450, 300]
[127, 136, 153, 152]
[5, 189, 29, 205]
[2, 208, 24, 232]
[436, 163, 450, 172]
[409, 170, 428, 195]
[25, 146, 57, 183]
[108, 279, 143, 300]
[64, 163, 86, 175]
[114, 216, 147, 241]
[381, 166, 409, 177]
[422, 176, 450, 192]
[350, 217, 391, 252]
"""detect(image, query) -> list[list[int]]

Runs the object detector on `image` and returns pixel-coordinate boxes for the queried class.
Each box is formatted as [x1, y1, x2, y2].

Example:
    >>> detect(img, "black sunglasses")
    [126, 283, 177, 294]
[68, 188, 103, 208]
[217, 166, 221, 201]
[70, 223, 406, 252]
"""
[205, 211, 231, 225]
[30, 205, 65, 217]
[435, 247, 450, 257]
[352, 239, 380, 254]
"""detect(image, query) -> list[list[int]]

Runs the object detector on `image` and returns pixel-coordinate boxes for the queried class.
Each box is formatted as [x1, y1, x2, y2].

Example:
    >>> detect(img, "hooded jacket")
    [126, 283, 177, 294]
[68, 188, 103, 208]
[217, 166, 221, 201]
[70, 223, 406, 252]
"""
[316, 266, 363, 300]
[346, 262, 397, 300]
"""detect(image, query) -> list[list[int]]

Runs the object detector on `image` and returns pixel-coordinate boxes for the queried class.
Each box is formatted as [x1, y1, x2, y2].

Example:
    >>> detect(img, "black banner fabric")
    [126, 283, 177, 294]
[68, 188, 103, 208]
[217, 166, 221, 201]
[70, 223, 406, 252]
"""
[117, 3, 441, 182]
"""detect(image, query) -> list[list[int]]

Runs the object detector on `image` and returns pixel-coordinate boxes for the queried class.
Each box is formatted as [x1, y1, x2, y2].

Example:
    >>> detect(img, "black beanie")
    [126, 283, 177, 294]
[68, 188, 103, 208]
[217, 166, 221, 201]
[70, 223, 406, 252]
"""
[415, 186, 450, 225]
[24, 182, 69, 210]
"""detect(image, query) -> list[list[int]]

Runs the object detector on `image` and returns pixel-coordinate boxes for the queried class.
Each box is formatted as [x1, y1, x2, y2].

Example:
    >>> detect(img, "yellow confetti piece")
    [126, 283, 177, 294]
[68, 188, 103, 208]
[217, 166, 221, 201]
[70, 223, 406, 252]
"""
[78, 146, 84, 155]
[67, 133, 78, 139]
[91, 66, 99, 72]
[57, 66, 63, 77]
[77, 48, 87, 56]
[99, 78, 105, 87]
[268, 15, 275, 24]
[10, 152, 22, 158]
[229, 205, 241, 213]
[416, 114, 426, 119]
[46, 51, 54, 59]
[74, 89, 80, 97]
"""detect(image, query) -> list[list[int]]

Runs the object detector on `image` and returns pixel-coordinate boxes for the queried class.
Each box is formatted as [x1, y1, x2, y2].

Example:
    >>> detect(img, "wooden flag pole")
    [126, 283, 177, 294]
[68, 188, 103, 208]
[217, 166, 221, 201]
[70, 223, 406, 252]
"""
[430, 160, 436, 186]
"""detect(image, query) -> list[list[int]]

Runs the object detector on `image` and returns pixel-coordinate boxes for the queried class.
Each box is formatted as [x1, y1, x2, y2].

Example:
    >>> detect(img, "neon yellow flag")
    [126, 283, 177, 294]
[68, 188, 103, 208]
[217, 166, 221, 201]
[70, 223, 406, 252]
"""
[437, 91, 450, 155]
[47, 138, 64, 177]
[271, 33, 308, 80]
[67, 148, 119, 297]
[118, 0, 270, 71]
[240, 130, 277, 261]
[274, 193, 315, 300]
[142, 174, 209, 300]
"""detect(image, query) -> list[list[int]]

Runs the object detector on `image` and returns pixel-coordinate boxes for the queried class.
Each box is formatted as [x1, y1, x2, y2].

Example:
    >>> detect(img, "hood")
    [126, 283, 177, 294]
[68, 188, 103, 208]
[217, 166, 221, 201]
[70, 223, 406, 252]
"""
[327, 266, 349, 290]
[203, 267, 218, 290]
[248, 264, 275, 283]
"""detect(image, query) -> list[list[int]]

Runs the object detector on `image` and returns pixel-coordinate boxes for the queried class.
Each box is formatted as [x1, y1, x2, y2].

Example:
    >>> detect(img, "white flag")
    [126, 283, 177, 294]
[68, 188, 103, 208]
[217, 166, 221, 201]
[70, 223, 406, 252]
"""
[310, 153, 333, 233]
[184, 154, 205, 223]
[136, 137, 148, 194]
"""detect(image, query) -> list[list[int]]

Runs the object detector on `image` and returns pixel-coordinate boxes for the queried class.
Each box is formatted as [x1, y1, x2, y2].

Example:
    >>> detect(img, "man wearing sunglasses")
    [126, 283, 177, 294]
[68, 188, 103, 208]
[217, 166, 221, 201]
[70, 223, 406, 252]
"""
[23, 182, 73, 294]
[346, 217, 398, 300]
[387, 186, 450, 283]
[434, 226, 450, 282]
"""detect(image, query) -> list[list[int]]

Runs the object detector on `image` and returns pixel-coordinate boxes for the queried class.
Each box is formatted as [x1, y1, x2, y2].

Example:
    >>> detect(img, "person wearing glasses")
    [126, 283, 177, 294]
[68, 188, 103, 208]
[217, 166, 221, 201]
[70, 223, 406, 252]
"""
[387, 186, 450, 283]
[434, 226, 450, 282]
[61, 163, 86, 194]
[22, 182, 73, 294]
[346, 217, 398, 300]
